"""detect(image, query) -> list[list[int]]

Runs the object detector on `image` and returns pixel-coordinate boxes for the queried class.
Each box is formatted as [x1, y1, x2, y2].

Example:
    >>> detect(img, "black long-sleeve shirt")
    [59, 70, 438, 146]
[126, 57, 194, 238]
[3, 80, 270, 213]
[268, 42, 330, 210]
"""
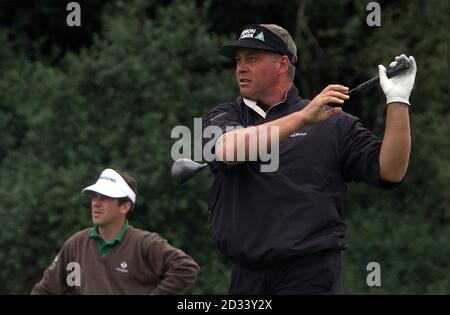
[203, 86, 399, 269]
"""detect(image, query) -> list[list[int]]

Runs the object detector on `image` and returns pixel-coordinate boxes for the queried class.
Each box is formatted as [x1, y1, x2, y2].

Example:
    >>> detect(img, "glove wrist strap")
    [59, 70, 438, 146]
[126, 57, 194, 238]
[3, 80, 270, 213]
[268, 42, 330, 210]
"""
[386, 97, 410, 106]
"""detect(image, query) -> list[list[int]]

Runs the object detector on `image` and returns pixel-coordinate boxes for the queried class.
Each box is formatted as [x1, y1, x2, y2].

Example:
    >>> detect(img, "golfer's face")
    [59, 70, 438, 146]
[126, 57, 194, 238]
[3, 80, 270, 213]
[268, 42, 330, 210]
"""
[235, 48, 279, 102]
[91, 193, 121, 226]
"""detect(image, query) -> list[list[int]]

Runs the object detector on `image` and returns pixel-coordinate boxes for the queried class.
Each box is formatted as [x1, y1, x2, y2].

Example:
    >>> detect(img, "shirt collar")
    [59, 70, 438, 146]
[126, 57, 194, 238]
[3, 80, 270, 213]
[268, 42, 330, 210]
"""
[242, 98, 266, 118]
[90, 220, 129, 244]
[242, 85, 297, 118]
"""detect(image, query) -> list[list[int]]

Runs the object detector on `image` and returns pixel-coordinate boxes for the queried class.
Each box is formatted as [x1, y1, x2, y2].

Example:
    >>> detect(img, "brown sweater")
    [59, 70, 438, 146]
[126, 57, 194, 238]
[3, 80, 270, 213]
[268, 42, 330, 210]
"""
[31, 226, 199, 295]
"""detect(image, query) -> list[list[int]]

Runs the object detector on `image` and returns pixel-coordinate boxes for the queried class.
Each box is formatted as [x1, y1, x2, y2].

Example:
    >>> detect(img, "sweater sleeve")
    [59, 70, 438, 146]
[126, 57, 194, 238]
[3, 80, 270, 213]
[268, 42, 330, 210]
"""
[30, 247, 73, 295]
[144, 233, 200, 295]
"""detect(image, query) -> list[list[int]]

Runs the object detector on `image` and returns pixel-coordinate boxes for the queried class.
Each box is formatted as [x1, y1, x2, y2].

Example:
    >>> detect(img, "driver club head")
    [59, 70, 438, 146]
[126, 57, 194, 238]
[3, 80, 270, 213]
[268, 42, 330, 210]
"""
[171, 158, 207, 184]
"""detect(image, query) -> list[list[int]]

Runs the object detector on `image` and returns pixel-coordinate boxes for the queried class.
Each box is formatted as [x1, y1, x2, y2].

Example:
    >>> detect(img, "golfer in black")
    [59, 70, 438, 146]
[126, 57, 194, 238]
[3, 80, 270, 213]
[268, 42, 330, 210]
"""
[202, 24, 416, 294]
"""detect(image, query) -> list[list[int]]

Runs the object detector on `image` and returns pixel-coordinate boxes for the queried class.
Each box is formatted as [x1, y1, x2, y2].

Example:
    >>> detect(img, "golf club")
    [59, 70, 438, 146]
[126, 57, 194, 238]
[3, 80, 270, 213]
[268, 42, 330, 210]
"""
[171, 56, 411, 184]
[171, 158, 207, 184]
[348, 57, 411, 96]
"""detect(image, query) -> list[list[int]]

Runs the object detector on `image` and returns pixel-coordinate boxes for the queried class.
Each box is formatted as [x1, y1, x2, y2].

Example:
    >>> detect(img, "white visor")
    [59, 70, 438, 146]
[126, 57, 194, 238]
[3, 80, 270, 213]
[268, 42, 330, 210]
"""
[82, 168, 136, 204]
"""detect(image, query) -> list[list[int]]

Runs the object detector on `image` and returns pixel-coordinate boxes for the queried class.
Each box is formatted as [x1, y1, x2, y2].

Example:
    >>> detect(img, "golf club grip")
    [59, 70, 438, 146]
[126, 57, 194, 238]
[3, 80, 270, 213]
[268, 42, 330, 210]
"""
[348, 59, 411, 96]
[386, 59, 411, 78]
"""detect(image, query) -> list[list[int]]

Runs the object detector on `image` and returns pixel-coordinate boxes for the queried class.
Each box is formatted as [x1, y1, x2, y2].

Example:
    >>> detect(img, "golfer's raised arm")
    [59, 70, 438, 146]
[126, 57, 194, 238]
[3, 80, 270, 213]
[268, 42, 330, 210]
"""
[378, 55, 416, 182]
[216, 84, 349, 164]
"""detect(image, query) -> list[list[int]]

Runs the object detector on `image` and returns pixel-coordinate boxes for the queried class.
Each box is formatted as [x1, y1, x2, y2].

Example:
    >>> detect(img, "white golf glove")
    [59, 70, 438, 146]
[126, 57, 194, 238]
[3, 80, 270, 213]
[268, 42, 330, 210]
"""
[378, 54, 417, 105]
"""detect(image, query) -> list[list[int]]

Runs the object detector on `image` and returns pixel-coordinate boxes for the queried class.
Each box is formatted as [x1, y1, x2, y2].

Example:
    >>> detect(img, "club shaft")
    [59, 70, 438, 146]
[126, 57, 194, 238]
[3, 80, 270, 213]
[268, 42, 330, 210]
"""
[348, 59, 410, 96]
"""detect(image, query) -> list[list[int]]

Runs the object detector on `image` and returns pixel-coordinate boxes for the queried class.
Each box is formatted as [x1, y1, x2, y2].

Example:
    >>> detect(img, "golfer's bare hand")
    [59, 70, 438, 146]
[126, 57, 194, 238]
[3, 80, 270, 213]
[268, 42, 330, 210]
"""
[300, 84, 349, 125]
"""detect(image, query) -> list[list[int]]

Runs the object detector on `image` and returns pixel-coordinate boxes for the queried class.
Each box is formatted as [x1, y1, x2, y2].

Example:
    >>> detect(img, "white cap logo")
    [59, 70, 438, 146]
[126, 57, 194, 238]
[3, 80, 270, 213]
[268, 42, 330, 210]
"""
[82, 168, 136, 204]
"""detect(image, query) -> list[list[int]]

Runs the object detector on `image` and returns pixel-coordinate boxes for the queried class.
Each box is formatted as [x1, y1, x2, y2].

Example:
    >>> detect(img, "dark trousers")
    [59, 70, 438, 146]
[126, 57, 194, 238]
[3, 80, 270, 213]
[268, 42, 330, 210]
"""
[229, 250, 342, 295]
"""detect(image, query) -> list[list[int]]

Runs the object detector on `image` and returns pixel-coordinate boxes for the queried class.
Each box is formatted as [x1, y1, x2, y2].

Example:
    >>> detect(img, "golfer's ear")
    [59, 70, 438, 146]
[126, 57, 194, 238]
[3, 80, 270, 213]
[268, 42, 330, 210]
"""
[120, 201, 132, 214]
[279, 55, 289, 74]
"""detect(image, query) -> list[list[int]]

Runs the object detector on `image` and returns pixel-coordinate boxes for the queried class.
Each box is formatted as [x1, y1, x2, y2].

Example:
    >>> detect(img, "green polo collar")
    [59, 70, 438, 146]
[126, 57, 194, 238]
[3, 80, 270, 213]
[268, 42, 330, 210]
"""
[90, 221, 129, 256]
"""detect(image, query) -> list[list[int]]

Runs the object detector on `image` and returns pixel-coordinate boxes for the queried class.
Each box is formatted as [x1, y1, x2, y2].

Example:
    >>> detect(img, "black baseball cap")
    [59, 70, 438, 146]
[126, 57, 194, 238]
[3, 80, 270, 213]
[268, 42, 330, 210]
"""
[220, 24, 295, 62]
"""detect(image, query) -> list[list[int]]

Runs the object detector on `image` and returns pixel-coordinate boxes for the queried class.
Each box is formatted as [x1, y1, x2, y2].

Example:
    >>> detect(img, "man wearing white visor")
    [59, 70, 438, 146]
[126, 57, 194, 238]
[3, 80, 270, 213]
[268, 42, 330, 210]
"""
[32, 168, 199, 295]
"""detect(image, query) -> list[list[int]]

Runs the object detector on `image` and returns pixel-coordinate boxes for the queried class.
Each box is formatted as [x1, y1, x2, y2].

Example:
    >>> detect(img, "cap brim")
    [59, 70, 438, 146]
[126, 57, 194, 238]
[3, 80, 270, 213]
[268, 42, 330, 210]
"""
[219, 39, 280, 58]
[82, 182, 128, 199]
